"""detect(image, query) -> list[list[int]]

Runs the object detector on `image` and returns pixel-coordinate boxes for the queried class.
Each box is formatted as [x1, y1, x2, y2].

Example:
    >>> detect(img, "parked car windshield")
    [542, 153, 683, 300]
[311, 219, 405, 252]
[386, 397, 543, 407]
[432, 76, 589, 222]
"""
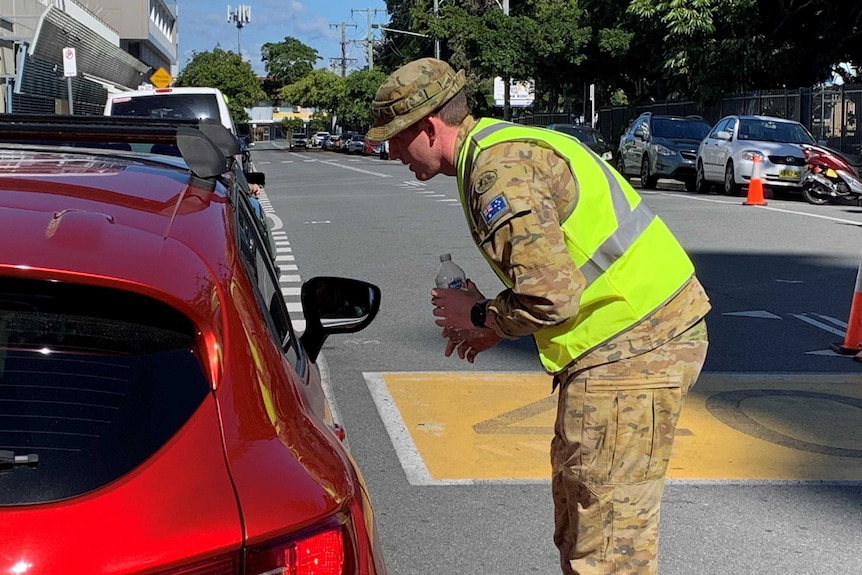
[553, 126, 606, 145]
[652, 118, 711, 140]
[737, 119, 816, 144]
[110, 94, 221, 123]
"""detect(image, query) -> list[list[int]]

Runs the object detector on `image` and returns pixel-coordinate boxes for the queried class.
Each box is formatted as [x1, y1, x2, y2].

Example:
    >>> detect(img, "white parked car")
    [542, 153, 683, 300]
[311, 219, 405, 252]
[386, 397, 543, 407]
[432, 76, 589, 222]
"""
[346, 134, 366, 154]
[310, 131, 330, 148]
[104, 87, 236, 134]
[695, 115, 815, 196]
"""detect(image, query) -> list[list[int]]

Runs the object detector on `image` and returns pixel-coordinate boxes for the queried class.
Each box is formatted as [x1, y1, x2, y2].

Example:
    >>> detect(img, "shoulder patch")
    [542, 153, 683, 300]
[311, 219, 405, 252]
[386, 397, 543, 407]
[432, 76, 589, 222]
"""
[481, 194, 511, 227]
[474, 170, 497, 194]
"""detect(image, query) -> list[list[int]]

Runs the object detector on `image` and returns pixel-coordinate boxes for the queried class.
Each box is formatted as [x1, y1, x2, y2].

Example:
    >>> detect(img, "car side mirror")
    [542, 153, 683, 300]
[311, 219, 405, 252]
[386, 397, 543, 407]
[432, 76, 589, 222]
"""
[717, 130, 732, 141]
[633, 128, 645, 139]
[299, 277, 381, 362]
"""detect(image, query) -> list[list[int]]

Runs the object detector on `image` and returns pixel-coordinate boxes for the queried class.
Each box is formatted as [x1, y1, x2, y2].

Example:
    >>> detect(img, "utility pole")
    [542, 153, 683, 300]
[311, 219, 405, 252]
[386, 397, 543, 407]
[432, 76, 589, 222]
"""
[227, 5, 251, 56]
[500, 0, 510, 120]
[352, 8, 386, 69]
[330, 22, 358, 76]
[433, 0, 439, 59]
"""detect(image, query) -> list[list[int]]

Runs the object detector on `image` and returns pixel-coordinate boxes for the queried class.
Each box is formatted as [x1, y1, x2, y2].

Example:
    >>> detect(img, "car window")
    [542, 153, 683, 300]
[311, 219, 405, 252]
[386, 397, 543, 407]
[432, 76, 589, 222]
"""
[724, 118, 737, 137]
[234, 193, 304, 375]
[709, 119, 727, 138]
[110, 94, 221, 123]
[0, 277, 209, 505]
[737, 119, 815, 144]
[651, 118, 711, 140]
[554, 126, 599, 144]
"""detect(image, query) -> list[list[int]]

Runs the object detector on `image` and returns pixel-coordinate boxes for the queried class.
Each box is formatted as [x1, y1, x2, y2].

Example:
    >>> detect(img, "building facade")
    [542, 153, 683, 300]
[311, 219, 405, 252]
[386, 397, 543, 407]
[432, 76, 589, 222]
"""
[0, 0, 177, 114]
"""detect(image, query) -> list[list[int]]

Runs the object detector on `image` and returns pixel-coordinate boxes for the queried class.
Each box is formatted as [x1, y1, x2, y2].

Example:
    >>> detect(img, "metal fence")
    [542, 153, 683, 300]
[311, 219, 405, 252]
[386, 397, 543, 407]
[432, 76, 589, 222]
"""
[515, 84, 862, 155]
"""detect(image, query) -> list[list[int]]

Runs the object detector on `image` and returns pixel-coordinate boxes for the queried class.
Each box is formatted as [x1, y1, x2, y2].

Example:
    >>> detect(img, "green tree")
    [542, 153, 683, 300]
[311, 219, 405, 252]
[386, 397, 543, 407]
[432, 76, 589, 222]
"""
[281, 117, 305, 135]
[174, 47, 264, 124]
[337, 69, 389, 130]
[261, 37, 321, 99]
[278, 69, 345, 117]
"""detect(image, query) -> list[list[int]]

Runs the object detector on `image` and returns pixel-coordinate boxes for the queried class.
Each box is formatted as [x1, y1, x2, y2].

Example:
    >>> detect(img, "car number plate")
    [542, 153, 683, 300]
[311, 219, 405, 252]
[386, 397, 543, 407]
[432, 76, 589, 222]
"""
[778, 169, 800, 179]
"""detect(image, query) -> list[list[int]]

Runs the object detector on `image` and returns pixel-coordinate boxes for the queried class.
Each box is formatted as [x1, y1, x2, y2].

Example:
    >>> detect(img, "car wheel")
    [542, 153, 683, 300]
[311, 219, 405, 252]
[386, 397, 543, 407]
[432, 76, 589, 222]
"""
[724, 162, 741, 196]
[684, 177, 697, 193]
[640, 156, 658, 189]
[695, 161, 712, 194]
[615, 154, 628, 179]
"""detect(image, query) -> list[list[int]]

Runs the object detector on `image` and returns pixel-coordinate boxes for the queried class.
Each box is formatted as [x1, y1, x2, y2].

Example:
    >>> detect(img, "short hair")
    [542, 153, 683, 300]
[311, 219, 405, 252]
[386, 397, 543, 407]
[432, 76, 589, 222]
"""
[434, 89, 469, 126]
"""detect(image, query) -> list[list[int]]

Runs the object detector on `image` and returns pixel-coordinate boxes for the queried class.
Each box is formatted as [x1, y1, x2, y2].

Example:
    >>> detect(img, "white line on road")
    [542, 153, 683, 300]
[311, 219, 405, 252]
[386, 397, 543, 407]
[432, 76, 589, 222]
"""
[791, 313, 846, 337]
[654, 191, 862, 225]
[320, 160, 391, 178]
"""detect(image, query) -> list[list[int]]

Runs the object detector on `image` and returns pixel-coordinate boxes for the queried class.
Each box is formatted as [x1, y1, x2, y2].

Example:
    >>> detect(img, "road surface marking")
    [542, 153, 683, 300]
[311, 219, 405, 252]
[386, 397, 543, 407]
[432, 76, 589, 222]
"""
[365, 371, 862, 485]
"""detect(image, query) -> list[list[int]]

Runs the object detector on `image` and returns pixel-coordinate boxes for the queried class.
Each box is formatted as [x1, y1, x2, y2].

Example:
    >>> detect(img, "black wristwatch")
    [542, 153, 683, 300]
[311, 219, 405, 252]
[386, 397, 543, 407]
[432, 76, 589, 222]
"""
[470, 298, 492, 328]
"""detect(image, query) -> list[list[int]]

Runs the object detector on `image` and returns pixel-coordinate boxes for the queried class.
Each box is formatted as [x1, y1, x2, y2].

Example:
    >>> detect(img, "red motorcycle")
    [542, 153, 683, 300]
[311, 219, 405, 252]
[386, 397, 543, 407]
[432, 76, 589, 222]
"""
[799, 143, 862, 205]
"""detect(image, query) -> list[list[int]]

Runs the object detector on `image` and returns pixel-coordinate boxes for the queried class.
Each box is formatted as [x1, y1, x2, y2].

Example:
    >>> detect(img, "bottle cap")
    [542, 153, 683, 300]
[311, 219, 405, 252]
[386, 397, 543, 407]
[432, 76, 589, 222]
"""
[439, 253, 451, 262]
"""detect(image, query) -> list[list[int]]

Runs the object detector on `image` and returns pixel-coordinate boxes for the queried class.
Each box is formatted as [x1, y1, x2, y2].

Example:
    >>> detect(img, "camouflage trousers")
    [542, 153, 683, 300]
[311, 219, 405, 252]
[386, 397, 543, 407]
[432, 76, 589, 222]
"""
[551, 320, 708, 575]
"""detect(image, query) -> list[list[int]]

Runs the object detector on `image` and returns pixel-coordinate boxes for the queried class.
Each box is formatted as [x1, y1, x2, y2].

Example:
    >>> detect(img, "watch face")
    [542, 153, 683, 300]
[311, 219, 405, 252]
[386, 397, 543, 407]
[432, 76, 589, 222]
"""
[471, 299, 488, 327]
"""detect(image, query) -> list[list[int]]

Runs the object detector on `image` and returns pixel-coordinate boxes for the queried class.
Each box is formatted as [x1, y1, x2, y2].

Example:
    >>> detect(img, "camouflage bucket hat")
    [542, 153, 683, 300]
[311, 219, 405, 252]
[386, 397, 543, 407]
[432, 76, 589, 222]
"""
[367, 58, 466, 142]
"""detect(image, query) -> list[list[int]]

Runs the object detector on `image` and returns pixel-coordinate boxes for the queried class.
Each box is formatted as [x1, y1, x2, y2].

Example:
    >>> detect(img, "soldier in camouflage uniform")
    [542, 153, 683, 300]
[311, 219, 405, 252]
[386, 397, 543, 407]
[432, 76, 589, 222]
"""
[368, 58, 710, 575]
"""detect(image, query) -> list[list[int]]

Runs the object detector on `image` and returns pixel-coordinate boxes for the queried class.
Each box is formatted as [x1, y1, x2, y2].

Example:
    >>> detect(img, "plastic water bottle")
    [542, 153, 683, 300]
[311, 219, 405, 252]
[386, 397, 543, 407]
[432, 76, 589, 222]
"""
[435, 253, 467, 290]
[435, 254, 472, 343]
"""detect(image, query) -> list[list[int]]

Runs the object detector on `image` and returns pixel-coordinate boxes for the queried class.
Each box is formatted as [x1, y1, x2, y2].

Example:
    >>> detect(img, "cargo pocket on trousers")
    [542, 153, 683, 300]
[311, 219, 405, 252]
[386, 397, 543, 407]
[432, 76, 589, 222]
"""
[582, 375, 683, 484]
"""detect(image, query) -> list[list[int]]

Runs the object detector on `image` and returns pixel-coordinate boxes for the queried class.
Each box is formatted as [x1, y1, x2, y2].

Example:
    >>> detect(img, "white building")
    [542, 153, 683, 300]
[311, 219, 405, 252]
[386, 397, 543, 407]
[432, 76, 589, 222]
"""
[0, 0, 177, 114]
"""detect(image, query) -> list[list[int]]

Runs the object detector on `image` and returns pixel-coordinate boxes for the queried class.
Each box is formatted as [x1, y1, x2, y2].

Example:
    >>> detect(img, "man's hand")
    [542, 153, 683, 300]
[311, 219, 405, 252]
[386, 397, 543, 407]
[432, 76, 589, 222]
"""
[431, 279, 484, 330]
[443, 327, 501, 363]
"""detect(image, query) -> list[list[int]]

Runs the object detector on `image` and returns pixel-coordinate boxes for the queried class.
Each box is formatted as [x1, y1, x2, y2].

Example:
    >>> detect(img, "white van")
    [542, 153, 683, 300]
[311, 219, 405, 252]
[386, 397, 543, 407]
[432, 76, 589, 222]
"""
[104, 86, 236, 134]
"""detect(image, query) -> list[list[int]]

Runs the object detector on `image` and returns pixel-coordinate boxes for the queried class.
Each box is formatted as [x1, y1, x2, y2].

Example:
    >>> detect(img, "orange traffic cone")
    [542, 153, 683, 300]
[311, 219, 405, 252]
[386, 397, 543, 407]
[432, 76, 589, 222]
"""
[743, 156, 767, 206]
[833, 257, 862, 354]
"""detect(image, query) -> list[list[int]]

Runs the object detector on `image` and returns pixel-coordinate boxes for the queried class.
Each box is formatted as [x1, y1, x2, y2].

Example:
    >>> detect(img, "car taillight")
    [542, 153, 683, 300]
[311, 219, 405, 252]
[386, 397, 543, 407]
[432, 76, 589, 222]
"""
[157, 555, 239, 575]
[156, 523, 352, 575]
[246, 525, 348, 575]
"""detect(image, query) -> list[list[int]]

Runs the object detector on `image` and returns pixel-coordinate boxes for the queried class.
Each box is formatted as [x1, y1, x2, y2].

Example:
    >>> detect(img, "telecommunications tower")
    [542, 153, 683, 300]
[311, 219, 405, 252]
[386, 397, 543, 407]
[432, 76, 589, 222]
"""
[227, 5, 251, 55]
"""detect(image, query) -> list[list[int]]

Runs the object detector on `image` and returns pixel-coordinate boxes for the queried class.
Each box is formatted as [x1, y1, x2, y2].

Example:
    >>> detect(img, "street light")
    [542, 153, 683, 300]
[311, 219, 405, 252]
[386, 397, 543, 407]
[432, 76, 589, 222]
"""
[371, 24, 429, 38]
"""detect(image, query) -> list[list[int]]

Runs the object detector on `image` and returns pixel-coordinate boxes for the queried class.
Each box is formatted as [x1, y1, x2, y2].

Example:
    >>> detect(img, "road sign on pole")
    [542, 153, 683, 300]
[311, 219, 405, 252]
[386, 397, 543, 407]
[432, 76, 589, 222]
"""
[63, 47, 77, 77]
[149, 67, 172, 88]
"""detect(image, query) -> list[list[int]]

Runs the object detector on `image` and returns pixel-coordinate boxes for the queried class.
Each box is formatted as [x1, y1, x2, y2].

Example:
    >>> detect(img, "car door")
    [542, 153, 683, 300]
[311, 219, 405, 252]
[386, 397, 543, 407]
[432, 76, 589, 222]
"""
[712, 117, 737, 178]
[701, 118, 730, 181]
[620, 115, 647, 174]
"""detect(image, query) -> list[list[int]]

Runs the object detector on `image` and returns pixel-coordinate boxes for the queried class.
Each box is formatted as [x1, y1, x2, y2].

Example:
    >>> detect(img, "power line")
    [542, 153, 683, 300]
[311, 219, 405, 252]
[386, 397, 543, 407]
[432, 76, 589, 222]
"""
[329, 22, 358, 77]
[351, 8, 387, 69]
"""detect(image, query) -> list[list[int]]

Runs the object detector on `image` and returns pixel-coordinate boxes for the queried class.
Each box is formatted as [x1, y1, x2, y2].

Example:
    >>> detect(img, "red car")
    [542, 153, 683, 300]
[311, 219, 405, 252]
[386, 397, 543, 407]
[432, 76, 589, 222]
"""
[0, 116, 386, 575]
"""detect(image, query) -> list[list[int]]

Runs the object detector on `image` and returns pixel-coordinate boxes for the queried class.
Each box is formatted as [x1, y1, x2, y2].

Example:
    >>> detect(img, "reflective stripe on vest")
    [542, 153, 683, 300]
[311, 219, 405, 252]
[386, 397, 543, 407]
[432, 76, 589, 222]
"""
[457, 119, 694, 372]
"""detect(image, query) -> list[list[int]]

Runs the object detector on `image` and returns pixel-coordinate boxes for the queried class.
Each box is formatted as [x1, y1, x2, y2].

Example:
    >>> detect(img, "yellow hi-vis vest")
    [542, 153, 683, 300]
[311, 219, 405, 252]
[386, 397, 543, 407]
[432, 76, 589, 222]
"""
[456, 118, 694, 373]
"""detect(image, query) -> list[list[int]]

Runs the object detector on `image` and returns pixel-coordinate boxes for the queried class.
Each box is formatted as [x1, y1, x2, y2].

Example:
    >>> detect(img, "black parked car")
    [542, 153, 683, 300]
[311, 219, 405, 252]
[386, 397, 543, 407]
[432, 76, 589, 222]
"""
[546, 124, 614, 161]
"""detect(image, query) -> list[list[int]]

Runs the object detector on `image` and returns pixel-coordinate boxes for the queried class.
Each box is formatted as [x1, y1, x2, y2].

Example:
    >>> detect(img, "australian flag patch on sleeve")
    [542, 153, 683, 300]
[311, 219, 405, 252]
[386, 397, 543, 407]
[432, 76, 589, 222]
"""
[481, 194, 511, 226]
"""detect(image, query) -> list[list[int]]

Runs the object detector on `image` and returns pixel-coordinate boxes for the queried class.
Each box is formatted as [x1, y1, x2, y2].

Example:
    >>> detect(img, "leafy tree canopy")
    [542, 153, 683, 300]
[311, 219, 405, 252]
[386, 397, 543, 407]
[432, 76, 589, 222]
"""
[380, 0, 862, 108]
[261, 37, 321, 99]
[278, 69, 345, 113]
[337, 69, 389, 129]
[174, 47, 265, 124]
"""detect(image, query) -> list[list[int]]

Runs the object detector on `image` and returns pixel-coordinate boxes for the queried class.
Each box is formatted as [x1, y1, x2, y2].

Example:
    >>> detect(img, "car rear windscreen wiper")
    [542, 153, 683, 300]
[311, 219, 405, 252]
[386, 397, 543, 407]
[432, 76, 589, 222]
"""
[0, 450, 39, 469]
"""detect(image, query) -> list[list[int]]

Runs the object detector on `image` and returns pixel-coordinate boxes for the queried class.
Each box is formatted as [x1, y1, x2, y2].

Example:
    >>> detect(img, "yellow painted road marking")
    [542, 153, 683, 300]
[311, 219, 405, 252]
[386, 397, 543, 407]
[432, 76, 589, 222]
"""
[364, 372, 862, 485]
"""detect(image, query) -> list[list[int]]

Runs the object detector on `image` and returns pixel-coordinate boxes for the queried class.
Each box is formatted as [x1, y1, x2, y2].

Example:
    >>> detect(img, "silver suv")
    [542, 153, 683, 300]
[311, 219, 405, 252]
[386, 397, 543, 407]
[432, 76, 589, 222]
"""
[617, 113, 712, 191]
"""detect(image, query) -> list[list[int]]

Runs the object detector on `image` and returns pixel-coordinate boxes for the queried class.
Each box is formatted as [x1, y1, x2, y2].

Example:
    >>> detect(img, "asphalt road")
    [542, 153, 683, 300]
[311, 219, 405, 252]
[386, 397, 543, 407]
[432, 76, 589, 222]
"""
[251, 142, 862, 575]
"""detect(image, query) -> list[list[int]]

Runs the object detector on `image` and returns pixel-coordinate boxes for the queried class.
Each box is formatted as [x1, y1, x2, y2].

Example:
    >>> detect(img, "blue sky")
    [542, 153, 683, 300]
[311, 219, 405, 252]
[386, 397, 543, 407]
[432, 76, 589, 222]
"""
[177, 0, 390, 75]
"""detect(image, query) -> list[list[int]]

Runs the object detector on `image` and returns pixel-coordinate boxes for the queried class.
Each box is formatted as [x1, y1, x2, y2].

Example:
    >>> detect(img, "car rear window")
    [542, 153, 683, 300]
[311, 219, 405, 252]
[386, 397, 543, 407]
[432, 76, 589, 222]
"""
[652, 118, 711, 140]
[0, 277, 209, 505]
[110, 93, 221, 123]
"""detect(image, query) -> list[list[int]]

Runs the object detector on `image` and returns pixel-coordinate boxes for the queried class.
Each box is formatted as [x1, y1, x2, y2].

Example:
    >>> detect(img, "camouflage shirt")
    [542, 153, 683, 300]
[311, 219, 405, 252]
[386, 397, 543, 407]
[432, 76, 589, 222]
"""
[454, 116, 712, 373]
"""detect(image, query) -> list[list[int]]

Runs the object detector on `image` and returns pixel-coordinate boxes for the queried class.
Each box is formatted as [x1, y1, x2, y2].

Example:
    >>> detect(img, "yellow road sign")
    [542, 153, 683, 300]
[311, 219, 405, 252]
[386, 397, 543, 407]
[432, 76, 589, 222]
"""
[366, 372, 862, 484]
[150, 67, 172, 88]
